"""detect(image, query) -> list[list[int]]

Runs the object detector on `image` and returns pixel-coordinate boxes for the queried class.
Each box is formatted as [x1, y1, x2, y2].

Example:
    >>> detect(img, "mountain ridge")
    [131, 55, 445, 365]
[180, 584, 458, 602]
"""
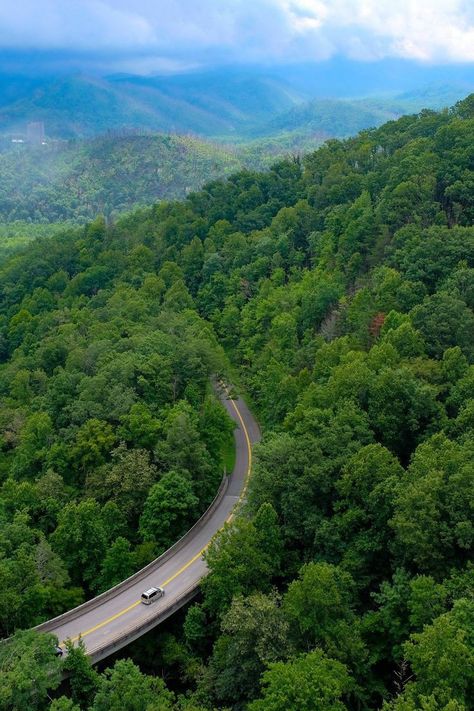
[1, 69, 473, 141]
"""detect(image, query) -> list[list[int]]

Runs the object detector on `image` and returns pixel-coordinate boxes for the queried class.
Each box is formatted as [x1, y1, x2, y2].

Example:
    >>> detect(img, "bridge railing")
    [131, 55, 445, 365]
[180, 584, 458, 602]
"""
[87, 583, 199, 664]
[36, 473, 229, 636]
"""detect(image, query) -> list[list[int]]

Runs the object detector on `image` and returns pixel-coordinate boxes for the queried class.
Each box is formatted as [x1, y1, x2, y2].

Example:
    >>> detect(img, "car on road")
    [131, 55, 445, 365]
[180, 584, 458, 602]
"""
[141, 586, 165, 604]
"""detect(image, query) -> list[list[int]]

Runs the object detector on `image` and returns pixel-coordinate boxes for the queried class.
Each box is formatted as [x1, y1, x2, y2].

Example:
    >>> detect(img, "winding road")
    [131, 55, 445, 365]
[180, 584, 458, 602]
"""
[36, 383, 260, 663]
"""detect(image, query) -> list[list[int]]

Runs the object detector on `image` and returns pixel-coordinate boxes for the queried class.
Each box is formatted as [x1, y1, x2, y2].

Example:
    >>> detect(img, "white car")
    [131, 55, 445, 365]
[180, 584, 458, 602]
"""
[141, 586, 165, 605]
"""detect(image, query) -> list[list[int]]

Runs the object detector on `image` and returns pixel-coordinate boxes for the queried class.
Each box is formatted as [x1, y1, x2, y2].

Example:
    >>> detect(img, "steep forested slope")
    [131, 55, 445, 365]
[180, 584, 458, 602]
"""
[0, 96, 473, 710]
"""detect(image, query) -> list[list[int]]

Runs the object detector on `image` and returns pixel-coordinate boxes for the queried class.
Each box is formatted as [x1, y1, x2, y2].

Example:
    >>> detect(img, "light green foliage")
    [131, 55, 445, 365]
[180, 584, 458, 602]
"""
[90, 659, 174, 711]
[207, 591, 290, 704]
[203, 503, 282, 615]
[402, 599, 474, 707]
[86, 444, 158, 527]
[118, 404, 161, 450]
[0, 514, 46, 634]
[390, 434, 474, 576]
[0, 136, 245, 223]
[0, 630, 62, 711]
[0, 223, 69, 262]
[248, 649, 352, 711]
[11, 412, 53, 478]
[96, 537, 137, 593]
[384, 689, 467, 710]
[316, 444, 403, 587]
[198, 395, 235, 465]
[183, 604, 208, 652]
[70, 419, 116, 478]
[51, 499, 108, 588]
[411, 292, 474, 359]
[49, 698, 81, 711]
[283, 562, 367, 673]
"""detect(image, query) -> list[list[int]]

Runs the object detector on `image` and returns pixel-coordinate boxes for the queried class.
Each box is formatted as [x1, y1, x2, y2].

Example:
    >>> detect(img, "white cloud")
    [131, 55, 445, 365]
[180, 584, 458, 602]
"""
[0, 0, 473, 65]
[283, 0, 474, 62]
[0, 0, 155, 50]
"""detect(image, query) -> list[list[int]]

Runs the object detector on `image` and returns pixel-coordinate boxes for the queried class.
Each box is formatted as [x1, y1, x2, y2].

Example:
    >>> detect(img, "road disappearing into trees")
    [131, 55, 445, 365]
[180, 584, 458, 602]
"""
[36, 384, 260, 663]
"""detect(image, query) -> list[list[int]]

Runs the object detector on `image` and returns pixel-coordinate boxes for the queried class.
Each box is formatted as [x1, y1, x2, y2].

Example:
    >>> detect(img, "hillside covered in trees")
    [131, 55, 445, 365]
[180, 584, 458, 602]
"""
[1, 68, 472, 140]
[1, 76, 472, 229]
[0, 95, 473, 710]
[0, 134, 245, 223]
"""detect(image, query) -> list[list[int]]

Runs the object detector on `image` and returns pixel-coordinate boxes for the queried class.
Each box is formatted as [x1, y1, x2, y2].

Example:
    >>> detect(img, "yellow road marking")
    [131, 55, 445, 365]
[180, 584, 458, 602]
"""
[68, 601, 141, 643]
[225, 392, 252, 520]
[68, 548, 207, 644]
[64, 385, 252, 648]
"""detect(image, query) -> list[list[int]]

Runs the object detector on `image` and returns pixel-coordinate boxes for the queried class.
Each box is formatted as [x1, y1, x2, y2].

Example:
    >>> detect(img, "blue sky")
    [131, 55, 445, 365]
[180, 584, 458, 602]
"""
[1, 0, 474, 74]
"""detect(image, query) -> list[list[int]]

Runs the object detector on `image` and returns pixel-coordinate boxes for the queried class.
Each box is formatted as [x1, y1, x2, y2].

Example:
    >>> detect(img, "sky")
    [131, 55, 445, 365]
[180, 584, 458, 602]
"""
[1, 0, 474, 74]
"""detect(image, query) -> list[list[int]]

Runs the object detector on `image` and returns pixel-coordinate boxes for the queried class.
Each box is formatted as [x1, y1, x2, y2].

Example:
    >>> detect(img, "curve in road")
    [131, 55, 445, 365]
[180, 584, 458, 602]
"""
[36, 383, 260, 663]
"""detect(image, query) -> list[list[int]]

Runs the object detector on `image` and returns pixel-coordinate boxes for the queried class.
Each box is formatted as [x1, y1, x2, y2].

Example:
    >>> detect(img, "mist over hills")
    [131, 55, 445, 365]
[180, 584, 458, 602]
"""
[250, 85, 474, 142]
[0, 71, 301, 138]
[1, 63, 473, 141]
[1, 63, 473, 232]
[0, 133, 245, 222]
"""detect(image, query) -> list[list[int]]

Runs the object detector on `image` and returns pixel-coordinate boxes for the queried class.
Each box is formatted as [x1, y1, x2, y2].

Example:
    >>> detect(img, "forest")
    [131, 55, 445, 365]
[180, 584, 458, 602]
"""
[0, 94, 473, 710]
[0, 81, 469, 229]
[0, 135, 245, 223]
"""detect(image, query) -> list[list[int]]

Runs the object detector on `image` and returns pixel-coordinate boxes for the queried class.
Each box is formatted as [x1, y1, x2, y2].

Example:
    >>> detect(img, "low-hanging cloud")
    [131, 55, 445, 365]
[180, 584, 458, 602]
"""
[1, 0, 474, 71]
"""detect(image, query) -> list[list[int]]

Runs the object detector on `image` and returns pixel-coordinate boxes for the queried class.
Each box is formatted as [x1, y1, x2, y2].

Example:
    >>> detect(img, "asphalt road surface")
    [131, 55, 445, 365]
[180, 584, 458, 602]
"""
[38, 384, 260, 661]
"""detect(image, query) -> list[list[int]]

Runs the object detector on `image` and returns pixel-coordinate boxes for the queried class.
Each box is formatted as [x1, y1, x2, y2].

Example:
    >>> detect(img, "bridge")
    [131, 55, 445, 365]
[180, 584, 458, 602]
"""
[36, 384, 260, 663]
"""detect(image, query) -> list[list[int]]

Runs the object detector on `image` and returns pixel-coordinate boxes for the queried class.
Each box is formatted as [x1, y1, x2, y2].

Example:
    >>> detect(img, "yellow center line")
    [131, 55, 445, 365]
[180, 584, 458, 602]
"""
[68, 601, 141, 644]
[64, 385, 252, 648]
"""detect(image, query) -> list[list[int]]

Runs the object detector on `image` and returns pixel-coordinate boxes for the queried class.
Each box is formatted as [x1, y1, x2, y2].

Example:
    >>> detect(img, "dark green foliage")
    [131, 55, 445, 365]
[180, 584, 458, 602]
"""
[0, 96, 473, 710]
[63, 639, 100, 710]
[139, 471, 199, 552]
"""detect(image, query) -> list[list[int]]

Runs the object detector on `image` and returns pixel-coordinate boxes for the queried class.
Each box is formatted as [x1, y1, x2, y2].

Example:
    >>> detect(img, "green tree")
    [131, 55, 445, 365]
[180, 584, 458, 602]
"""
[11, 412, 53, 478]
[87, 444, 158, 526]
[49, 698, 81, 711]
[391, 435, 474, 576]
[0, 630, 62, 711]
[139, 470, 199, 551]
[63, 638, 100, 710]
[402, 599, 474, 707]
[208, 591, 290, 705]
[70, 419, 116, 479]
[203, 504, 282, 616]
[118, 404, 161, 450]
[96, 537, 136, 592]
[90, 659, 174, 711]
[50, 698, 81, 711]
[248, 649, 352, 711]
[283, 562, 367, 673]
[51, 500, 108, 587]
[317, 444, 403, 587]
[411, 292, 474, 360]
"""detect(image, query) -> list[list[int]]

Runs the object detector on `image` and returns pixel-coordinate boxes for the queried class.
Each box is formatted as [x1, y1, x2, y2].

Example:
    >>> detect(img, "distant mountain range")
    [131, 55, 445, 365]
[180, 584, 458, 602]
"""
[0, 68, 473, 141]
[1, 65, 473, 229]
[0, 71, 300, 138]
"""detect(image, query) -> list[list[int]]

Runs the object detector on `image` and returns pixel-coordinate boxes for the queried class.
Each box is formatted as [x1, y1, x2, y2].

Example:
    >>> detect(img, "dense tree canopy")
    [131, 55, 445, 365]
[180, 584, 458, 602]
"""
[0, 95, 473, 710]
